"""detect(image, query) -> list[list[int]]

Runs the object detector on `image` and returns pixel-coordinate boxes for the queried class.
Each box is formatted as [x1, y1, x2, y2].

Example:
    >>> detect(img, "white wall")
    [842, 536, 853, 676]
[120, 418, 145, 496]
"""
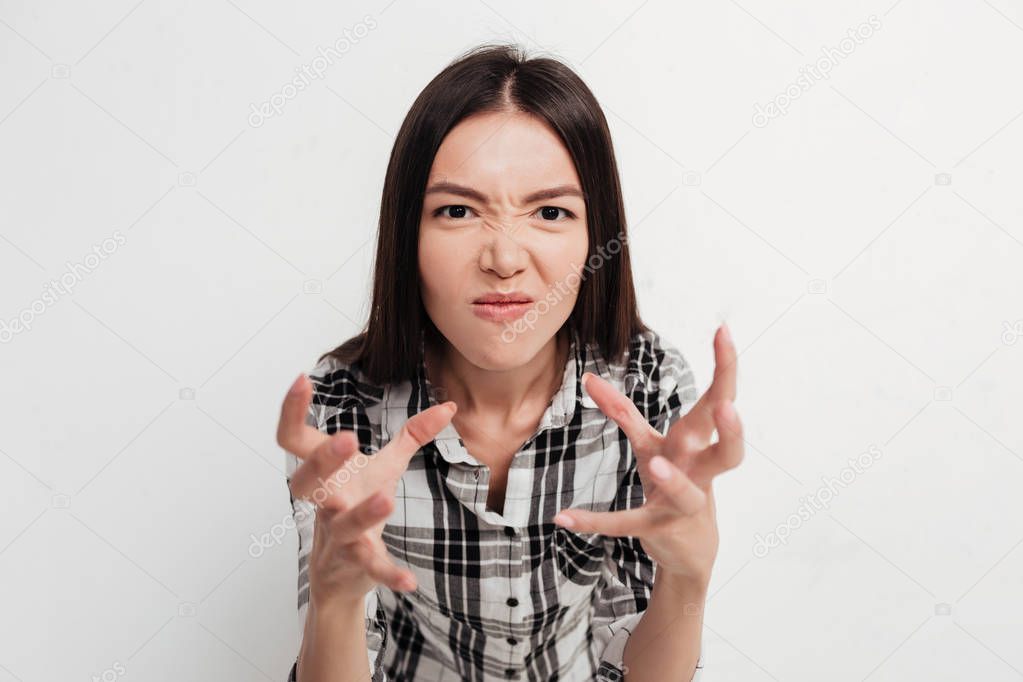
[1, 1, 1021, 680]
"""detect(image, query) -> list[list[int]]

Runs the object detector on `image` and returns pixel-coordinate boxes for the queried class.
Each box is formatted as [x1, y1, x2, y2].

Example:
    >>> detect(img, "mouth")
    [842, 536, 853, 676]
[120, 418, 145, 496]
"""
[471, 294, 535, 322]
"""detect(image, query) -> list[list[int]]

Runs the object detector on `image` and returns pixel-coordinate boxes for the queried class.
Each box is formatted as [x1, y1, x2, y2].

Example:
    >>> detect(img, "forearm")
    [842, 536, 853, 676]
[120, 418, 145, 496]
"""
[622, 571, 706, 682]
[297, 596, 371, 682]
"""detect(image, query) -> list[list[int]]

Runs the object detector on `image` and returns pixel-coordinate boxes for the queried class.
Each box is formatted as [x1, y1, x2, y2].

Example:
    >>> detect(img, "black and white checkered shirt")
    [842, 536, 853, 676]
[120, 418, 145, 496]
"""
[286, 327, 705, 681]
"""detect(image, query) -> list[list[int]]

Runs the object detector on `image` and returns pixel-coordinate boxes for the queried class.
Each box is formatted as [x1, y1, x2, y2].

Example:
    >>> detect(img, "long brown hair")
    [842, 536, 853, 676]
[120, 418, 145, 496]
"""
[320, 42, 648, 384]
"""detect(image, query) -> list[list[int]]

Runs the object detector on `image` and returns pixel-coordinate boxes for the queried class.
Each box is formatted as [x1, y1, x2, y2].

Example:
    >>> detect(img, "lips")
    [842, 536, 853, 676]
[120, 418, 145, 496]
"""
[473, 292, 534, 304]
[471, 292, 535, 322]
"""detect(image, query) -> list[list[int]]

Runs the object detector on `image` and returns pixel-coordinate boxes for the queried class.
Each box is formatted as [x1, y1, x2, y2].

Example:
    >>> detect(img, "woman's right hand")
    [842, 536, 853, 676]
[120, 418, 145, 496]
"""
[277, 373, 457, 608]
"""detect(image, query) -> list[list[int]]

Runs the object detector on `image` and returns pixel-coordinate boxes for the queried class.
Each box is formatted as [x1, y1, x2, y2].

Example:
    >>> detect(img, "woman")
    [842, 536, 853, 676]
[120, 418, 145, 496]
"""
[279, 43, 743, 681]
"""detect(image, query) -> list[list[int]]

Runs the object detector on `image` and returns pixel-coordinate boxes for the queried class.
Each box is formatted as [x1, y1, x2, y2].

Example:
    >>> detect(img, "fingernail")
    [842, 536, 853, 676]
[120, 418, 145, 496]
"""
[553, 512, 574, 528]
[288, 374, 305, 394]
[720, 323, 731, 345]
[650, 455, 673, 480]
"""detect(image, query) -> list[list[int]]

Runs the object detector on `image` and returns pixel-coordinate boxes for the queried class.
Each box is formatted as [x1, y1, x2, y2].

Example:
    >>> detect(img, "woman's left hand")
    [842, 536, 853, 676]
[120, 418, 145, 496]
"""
[553, 323, 743, 587]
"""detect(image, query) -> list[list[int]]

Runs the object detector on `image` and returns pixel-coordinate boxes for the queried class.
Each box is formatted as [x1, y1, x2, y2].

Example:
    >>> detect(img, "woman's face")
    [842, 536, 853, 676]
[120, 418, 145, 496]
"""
[418, 110, 589, 371]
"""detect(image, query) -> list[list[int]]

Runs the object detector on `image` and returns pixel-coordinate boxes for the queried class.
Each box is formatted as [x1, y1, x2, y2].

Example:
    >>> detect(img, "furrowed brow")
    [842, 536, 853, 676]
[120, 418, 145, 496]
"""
[423, 182, 585, 205]
[423, 182, 488, 204]
[521, 185, 585, 203]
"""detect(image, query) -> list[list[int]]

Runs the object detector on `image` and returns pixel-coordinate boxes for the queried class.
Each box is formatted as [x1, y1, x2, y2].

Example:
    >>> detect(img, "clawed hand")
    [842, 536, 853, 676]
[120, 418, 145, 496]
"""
[553, 324, 743, 585]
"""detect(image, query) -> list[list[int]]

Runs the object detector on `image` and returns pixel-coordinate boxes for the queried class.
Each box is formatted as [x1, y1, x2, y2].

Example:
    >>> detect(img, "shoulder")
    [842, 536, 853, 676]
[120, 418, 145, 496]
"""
[302, 353, 386, 448]
[621, 328, 699, 428]
[306, 354, 384, 415]
[284, 353, 388, 482]
[625, 329, 692, 380]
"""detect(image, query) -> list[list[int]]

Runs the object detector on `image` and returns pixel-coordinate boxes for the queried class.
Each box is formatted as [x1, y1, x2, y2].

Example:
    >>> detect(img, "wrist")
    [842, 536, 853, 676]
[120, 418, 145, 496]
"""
[310, 588, 366, 618]
[653, 567, 709, 605]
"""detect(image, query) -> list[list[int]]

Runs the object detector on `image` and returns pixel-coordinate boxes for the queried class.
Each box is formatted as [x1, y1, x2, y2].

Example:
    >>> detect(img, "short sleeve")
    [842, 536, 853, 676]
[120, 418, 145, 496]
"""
[650, 341, 700, 435]
[284, 363, 390, 681]
[590, 335, 703, 680]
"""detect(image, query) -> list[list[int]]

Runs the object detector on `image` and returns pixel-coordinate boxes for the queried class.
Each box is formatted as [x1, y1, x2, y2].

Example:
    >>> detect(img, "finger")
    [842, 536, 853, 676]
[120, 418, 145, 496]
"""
[552, 506, 653, 537]
[580, 372, 664, 456]
[673, 324, 737, 446]
[329, 492, 394, 544]
[643, 455, 706, 516]
[380, 401, 458, 474]
[350, 535, 417, 592]
[687, 400, 744, 487]
[288, 430, 361, 503]
[277, 374, 329, 457]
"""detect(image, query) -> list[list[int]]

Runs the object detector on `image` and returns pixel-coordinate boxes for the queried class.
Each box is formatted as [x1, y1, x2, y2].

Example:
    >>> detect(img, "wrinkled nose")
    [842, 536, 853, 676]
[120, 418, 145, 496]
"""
[479, 219, 528, 277]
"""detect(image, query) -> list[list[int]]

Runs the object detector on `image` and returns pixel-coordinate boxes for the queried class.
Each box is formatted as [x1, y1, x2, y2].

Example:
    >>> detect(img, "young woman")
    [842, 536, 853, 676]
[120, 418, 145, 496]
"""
[279, 43, 743, 682]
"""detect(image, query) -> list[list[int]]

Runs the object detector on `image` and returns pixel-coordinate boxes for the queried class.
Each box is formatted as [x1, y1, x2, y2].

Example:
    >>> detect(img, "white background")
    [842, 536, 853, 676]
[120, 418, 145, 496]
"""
[1, 1, 1022, 680]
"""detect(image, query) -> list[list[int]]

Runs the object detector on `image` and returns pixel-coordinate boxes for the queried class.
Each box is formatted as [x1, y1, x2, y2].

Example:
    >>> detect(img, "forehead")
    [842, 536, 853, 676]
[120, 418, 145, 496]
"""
[428, 111, 581, 192]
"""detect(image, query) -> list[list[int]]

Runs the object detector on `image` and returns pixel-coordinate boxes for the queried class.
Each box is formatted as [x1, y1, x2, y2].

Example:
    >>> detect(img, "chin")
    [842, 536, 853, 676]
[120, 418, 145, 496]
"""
[446, 325, 544, 370]
[467, 334, 533, 370]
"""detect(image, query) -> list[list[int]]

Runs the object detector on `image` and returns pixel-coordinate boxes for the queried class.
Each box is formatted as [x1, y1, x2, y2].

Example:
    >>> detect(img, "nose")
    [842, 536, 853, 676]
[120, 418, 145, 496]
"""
[479, 221, 528, 278]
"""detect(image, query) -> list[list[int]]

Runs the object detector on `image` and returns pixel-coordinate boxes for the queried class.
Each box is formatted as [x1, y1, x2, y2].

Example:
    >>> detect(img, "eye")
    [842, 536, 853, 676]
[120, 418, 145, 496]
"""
[535, 206, 576, 221]
[433, 205, 477, 219]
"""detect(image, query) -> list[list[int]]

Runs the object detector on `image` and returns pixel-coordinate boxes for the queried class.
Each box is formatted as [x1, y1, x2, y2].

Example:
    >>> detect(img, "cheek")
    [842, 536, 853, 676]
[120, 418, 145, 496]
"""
[417, 234, 438, 303]
[418, 229, 468, 302]
[537, 229, 589, 288]
[418, 228, 442, 270]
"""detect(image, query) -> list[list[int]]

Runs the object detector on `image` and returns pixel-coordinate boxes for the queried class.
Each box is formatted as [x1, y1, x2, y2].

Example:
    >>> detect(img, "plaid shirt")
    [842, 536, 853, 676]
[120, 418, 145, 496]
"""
[286, 327, 705, 681]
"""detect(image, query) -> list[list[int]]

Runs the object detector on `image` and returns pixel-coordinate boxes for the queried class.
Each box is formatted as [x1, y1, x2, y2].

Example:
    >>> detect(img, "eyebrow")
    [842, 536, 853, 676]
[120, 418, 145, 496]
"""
[423, 182, 585, 205]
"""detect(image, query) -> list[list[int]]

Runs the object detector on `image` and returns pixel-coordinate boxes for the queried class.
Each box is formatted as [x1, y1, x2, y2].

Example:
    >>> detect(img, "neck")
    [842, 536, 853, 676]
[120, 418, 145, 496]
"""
[425, 328, 569, 425]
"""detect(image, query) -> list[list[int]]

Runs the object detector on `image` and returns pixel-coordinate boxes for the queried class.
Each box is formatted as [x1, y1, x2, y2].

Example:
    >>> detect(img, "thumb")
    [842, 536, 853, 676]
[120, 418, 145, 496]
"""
[383, 401, 457, 471]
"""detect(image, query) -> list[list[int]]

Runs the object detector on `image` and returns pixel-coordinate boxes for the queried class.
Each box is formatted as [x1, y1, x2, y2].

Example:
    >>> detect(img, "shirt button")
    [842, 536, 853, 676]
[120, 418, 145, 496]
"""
[503, 526, 516, 537]
[507, 636, 518, 645]
[504, 668, 517, 678]
[506, 596, 518, 607]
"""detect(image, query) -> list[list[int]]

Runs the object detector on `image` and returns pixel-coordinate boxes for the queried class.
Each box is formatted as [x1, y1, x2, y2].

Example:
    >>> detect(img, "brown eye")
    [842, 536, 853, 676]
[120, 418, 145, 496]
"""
[436, 205, 472, 219]
[537, 206, 574, 221]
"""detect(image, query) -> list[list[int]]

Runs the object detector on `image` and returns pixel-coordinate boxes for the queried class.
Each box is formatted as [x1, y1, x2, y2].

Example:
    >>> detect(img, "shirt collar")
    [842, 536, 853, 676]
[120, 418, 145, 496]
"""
[404, 326, 598, 466]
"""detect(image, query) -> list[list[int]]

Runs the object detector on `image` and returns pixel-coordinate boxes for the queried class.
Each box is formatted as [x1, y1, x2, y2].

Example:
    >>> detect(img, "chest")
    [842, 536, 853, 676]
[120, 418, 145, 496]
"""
[457, 423, 535, 516]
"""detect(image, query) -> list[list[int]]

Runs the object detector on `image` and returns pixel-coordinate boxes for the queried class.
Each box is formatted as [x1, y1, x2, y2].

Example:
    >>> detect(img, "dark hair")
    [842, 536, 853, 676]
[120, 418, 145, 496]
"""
[320, 42, 649, 384]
